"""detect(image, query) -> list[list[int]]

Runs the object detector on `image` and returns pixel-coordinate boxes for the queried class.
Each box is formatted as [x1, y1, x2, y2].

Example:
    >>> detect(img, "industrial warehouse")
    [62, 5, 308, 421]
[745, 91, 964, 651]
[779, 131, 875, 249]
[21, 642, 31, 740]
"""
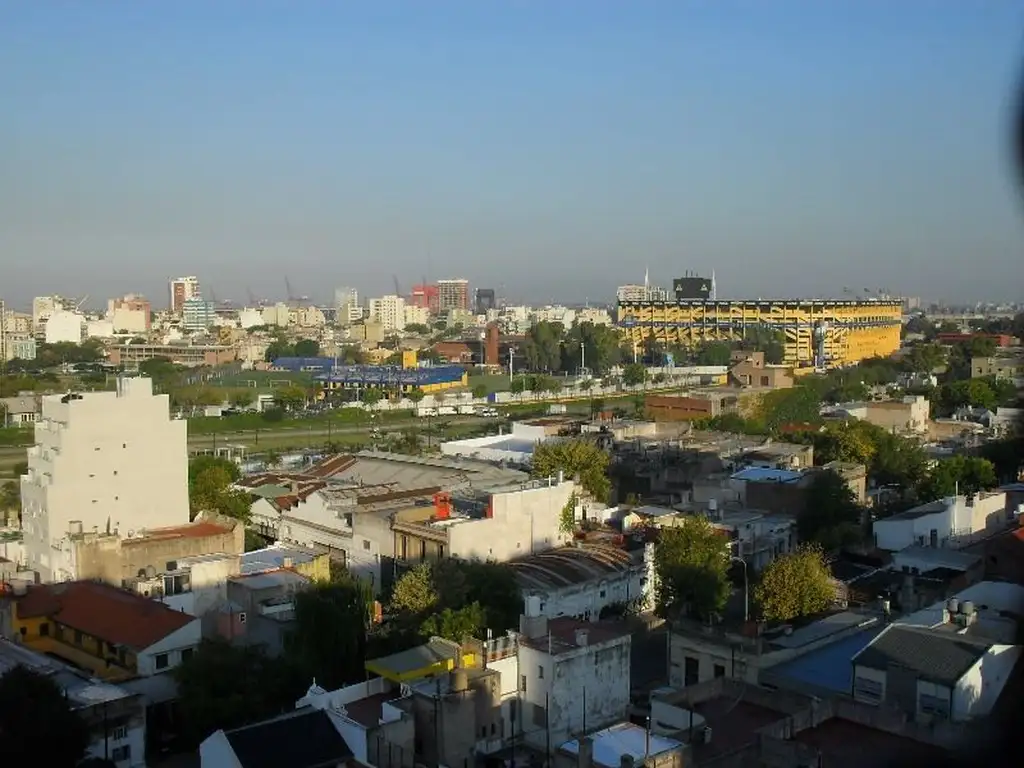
[617, 297, 903, 369]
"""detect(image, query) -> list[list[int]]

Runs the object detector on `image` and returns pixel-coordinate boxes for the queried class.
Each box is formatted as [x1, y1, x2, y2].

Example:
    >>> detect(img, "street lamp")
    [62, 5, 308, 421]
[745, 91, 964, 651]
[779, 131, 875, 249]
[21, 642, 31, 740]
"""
[730, 550, 749, 624]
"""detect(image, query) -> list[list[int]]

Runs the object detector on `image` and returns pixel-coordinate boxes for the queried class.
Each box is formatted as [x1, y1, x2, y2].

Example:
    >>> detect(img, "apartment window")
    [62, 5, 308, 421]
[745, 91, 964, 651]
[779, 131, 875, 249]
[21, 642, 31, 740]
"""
[155, 653, 169, 670]
[684, 656, 699, 687]
[122, 443, 127, 449]
[853, 675, 883, 703]
[181, 648, 194, 663]
[362, 540, 371, 551]
[164, 573, 190, 596]
[420, 540, 427, 560]
[112, 746, 131, 762]
[520, 675, 527, 693]
[112, 725, 128, 740]
[920, 693, 950, 718]
[538, 665, 544, 680]
[713, 664, 726, 679]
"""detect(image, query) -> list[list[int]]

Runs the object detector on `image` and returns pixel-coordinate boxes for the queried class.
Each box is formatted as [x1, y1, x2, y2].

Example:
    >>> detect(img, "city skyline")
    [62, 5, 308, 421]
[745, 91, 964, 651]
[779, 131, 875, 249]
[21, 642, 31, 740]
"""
[2, 3, 1023, 305]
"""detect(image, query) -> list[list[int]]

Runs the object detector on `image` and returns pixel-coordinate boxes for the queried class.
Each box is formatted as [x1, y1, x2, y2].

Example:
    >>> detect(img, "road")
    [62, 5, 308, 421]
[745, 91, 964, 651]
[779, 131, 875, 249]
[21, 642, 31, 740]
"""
[0, 414, 498, 469]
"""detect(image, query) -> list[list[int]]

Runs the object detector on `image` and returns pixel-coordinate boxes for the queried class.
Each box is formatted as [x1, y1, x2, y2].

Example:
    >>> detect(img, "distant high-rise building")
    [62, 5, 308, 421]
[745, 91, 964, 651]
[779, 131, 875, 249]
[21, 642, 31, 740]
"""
[474, 288, 496, 315]
[368, 295, 406, 332]
[107, 294, 152, 333]
[437, 279, 470, 312]
[410, 284, 440, 314]
[169, 276, 200, 314]
[182, 297, 215, 332]
[334, 287, 360, 326]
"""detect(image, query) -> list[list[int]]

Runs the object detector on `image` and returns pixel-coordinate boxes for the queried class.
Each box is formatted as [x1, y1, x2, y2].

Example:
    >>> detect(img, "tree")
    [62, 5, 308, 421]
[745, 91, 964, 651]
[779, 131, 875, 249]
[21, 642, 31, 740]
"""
[799, 470, 863, 550]
[273, 385, 307, 410]
[361, 388, 383, 407]
[0, 664, 91, 766]
[563, 322, 623, 374]
[917, 456, 998, 501]
[531, 439, 610, 502]
[229, 389, 256, 408]
[471, 383, 488, 399]
[264, 340, 295, 362]
[293, 338, 320, 357]
[509, 378, 526, 398]
[521, 321, 564, 372]
[188, 456, 251, 522]
[755, 547, 836, 622]
[421, 603, 487, 642]
[0, 481, 19, 514]
[175, 640, 303, 747]
[757, 386, 823, 431]
[693, 341, 733, 366]
[905, 343, 947, 374]
[653, 516, 731, 621]
[287, 576, 371, 690]
[938, 379, 997, 414]
[622, 363, 647, 387]
[390, 563, 438, 617]
[407, 387, 426, 404]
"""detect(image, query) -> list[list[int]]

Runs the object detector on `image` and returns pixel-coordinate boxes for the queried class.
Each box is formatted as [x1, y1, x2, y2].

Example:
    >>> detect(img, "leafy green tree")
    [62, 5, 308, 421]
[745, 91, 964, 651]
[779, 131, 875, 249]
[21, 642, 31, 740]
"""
[531, 439, 610, 501]
[622, 363, 647, 387]
[287, 576, 371, 689]
[390, 563, 438, 617]
[905, 343, 947, 374]
[264, 340, 295, 362]
[0, 664, 91, 766]
[188, 456, 251, 522]
[293, 338, 320, 357]
[471, 383, 489, 399]
[740, 328, 787, 364]
[273, 385, 307, 410]
[521, 321, 565, 372]
[799, 470, 863, 550]
[938, 379, 997, 413]
[563, 322, 623, 374]
[757, 386, 823, 431]
[421, 603, 487, 642]
[693, 341, 733, 366]
[229, 389, 256, 408]
[755, 546, 836, 622]
[175, 640, 303, 747]
[653, 516, 731, 621]
[405, 323, 430, 335]
[652, 372, 667, 385]
[361, 388, 383, 406]
[407, 387, 426, 404]
[917, 456, 998, 501]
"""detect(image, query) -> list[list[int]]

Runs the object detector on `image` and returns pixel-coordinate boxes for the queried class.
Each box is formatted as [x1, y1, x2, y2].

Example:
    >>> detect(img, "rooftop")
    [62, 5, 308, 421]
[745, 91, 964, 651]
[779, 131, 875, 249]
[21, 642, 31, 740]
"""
[230, 569, 310, 592]
[892, 545, 981, 572]
[240, 544, 320, 575]
[790, 717, 951, 768]
[561, 723, 681, 768]
[519, 617, 631, 655]
[691, 696, 786, 762]
[14, 581, 195, 651]
[365, 638, 461, 679]
[853, 624, 991, 685]
[510, 545, 638, 592]
[731, 467, 803, 483]
[222, 707, 353, 768]
[122, 519, 233, 544]
[0, 639, 135, 706]
[765, 627, 884, 695]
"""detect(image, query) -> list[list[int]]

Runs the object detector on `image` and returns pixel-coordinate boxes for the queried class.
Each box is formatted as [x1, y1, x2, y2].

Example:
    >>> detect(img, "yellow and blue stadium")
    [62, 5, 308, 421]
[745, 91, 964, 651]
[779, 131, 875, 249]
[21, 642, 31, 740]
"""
[272, 357, 467, 395]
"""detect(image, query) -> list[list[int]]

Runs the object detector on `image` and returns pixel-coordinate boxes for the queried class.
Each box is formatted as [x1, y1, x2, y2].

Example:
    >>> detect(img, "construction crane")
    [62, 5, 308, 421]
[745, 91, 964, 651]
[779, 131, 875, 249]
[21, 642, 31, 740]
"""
[392, 275, 401, 298]
[284, 276, 309, 304]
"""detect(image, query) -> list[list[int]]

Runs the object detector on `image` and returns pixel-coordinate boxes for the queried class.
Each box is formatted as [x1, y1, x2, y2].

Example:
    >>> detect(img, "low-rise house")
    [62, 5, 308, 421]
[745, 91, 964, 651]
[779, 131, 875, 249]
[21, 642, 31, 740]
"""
[219, 568, 313, 655]
[0, 394, 40, 426]
[873, 492, 1011, 552]
[3, 580, 200, 682]
[828, 395, 930, 434]
[510, 543, 655, 621]
[729, 350, 795, 390]
[240, 543, 331, 582]
[0, 638, 148, 767]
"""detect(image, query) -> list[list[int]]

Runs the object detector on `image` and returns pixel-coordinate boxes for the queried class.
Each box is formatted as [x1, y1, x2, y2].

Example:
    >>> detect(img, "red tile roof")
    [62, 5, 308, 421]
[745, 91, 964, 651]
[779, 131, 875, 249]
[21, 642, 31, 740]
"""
[15, 581, 195, 650]
[124, 521, 231, 544]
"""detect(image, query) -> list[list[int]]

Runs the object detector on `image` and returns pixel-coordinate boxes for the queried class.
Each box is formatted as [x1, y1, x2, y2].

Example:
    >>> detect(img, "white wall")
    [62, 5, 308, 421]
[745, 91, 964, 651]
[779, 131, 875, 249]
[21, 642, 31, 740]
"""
[44, 310, 84, 343]
[954, 645, 1022, 720]
[200, 731, 244, 768]
[85, 720, 146, 767]
[518, 635, 631, 746]
[524, 547, 654, 621]
[851, 664, 887, 706]
[110, 307, 148, 334]
[447, 480, 575, 561]
[874, 494, 1009, 552]
[136, 619, 201, 676]
[21, 377, 190, 582]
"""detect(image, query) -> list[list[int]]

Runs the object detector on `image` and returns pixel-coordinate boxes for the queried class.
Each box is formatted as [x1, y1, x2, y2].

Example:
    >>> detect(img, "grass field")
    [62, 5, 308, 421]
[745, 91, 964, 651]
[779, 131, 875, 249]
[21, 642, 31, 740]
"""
[208, 370, 313, 389]
[462, 372, 513, 395]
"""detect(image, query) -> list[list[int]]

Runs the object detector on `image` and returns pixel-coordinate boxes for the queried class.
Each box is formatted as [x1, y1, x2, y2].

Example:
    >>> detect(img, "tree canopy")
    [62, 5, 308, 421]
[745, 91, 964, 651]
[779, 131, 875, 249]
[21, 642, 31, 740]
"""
[917, 456, 998, 501]
[531, 439, 611, 502]
[187, 456, 252, 522]
[798, 470, 863, 551]
[653, 516, 731, 621]
[0, 665, 91, 766]
[388, 559, 523, 642]
[755, 546, 836, 622]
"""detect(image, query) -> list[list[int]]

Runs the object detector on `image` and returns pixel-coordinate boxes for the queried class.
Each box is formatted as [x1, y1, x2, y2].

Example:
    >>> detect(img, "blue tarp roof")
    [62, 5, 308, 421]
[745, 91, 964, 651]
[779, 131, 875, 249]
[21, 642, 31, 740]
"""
[768, 627, 883, 694]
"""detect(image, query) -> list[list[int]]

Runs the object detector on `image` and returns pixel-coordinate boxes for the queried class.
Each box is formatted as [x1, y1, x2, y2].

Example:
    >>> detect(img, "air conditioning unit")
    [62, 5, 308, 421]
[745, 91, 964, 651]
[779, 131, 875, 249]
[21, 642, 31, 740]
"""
[238, 612, 247, 625]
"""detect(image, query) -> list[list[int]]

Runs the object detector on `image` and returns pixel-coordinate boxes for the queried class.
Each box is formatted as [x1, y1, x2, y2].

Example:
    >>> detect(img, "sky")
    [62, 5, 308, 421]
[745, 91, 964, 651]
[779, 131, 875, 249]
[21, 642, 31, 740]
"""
[2, 1, 1023, 309]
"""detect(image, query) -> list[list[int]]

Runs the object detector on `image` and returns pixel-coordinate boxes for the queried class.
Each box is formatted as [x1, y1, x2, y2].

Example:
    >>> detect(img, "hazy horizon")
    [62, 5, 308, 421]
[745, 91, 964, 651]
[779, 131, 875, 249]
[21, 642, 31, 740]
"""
[3, 2, 1023, 309]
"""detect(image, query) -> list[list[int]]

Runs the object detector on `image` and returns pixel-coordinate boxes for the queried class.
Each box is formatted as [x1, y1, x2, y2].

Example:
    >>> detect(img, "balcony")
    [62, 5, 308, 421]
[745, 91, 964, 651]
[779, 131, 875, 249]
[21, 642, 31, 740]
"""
[391, 518, 450, 544]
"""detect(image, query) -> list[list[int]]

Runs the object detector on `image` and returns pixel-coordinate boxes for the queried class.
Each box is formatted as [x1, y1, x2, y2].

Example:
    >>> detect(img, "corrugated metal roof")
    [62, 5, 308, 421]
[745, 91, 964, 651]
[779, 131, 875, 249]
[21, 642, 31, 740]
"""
[853, 624, 991, 685]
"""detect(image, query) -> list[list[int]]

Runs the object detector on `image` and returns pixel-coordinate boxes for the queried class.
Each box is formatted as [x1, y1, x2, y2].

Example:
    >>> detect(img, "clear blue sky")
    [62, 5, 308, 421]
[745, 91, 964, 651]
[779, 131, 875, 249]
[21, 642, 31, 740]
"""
[2, 1, 1022, 308]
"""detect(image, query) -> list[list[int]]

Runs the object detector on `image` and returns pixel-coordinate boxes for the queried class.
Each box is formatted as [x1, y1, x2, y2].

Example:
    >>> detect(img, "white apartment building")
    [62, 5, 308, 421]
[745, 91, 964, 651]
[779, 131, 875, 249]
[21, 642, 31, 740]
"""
[261, 302, 291, 327]
[335, 287, 361, 326]
[44, 310, 85, 344]
[32, 295, 74, 336]
[368, 295, 406, 331]
[20, 377, 190, 582]
[531, 305, 576, 327]
[872, 491, 1010, 552]
[403, 304, 431, 327]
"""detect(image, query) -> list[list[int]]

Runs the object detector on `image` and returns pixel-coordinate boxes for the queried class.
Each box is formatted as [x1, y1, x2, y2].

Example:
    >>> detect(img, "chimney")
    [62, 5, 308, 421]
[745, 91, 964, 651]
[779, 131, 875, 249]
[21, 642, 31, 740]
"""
[578, 738, 594, 768]
[434, 492, 451, 520]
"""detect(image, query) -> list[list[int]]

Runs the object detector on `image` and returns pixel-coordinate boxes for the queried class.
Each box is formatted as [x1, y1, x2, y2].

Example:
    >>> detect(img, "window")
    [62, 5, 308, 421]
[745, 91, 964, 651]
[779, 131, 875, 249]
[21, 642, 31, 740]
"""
[112, 746, 131, 762]
[181, 648, 194, 663]
[713, 664, 726, 679]
[538, 665, 544, 679]
[113, 470, 118, 476]
[155, 653, 169, 670]
[920, 693, 950, 718]
[853, 675, 883, 703]
[39, 623, 49, 637]
[684, 656, 699, 687]
[520, 675, 527, 693]
[363, 540, 371, 550]
[112, 725, 128, 740]
[599, 589, 606, 598]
